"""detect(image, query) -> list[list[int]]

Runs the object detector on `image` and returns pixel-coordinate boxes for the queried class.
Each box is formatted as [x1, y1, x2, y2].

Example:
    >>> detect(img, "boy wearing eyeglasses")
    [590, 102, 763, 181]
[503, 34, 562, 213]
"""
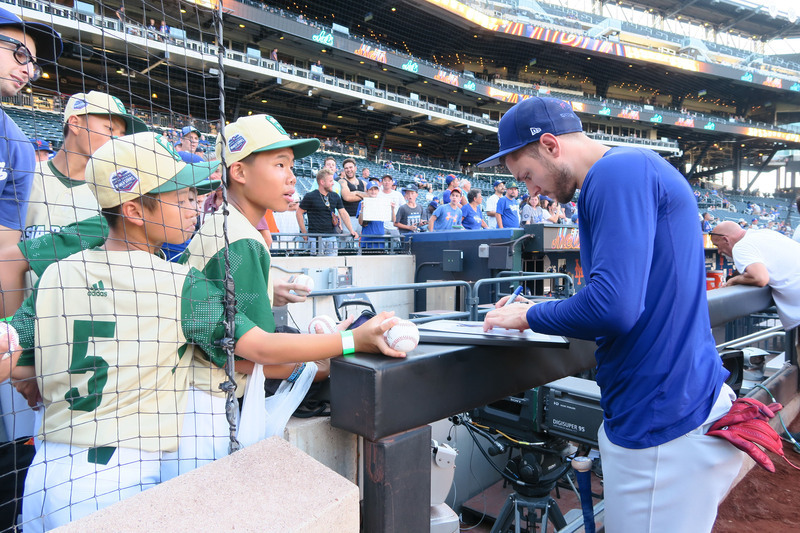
[0, 8, 62, 531]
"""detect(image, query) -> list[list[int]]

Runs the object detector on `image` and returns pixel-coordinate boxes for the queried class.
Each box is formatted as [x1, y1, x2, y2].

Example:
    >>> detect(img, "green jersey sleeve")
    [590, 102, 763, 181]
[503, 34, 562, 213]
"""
[180, 267, 258, 368]
[201, 239, 276, 334]
[19, 215, 109, 277]
[11, 292, 37, 367]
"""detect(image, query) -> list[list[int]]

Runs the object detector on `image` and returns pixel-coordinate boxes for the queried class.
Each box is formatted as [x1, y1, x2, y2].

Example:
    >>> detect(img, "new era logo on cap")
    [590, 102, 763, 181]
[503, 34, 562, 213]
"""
[477, 97, 583, 168]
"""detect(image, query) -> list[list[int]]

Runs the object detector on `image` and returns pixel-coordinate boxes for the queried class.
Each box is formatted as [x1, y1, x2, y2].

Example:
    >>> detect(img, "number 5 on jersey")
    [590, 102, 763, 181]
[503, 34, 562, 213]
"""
[65, 319, 116, 412]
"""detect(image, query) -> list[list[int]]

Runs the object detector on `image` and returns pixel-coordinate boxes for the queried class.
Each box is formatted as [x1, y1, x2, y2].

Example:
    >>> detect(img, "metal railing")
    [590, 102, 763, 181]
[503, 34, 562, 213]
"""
[308, 273, 574, 323]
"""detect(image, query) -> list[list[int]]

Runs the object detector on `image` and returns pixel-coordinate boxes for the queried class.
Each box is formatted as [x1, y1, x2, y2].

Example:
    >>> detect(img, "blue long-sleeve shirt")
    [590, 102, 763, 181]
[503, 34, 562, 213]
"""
[526, 147, 727, 449]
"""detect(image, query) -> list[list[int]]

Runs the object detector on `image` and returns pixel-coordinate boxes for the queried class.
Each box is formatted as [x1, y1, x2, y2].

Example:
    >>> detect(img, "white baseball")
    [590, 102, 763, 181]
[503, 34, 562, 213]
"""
[308, 315, 337, 334]
[382, 319, 419, 353]
[0, 323, 20, 360]
[291, 274, 315, 296]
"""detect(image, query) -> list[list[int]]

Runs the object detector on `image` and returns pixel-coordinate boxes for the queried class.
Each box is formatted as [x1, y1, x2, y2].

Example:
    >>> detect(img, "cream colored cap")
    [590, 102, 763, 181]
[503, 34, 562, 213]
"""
[86, 132, 219, 209]
[216, 114, 319, 165]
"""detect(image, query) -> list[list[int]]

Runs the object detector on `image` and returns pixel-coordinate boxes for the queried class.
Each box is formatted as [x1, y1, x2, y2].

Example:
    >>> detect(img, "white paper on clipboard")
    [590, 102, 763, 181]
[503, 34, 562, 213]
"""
[418, 320, 568, 345]
[361, 197, 393, 221]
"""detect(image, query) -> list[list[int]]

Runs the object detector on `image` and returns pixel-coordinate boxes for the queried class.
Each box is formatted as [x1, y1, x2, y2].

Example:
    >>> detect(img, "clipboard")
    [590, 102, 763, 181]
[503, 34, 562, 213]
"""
[417, 320, 569, 348]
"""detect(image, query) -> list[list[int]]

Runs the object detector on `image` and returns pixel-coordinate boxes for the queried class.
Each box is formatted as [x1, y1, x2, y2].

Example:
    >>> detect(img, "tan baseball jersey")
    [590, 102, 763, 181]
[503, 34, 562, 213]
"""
[13, 248, 257, 452]
[185, 205, 275, 398]
[24, 160, 99, 240]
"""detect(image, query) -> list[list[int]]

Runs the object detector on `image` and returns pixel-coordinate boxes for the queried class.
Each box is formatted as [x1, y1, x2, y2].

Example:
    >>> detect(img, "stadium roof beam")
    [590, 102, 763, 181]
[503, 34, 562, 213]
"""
[744, 148, 778, 193]
[664, 0, 699, 19]
[718, 9, 758, 34]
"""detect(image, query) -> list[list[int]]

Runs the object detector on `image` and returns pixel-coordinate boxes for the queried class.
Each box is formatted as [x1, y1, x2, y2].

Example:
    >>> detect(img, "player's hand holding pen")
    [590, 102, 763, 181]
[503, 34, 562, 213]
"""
[483, 286, 532, 332]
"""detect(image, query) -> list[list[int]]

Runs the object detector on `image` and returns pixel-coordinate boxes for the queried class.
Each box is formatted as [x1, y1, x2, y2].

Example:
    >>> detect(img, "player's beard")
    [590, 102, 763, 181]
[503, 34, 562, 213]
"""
[547, 160, 577, 204]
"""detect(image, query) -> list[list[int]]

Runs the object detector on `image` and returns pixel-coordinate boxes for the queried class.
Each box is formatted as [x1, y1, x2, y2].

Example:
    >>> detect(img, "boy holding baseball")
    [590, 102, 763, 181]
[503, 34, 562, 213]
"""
[10, 132, 403, 530]
[177, 114, 402, 474]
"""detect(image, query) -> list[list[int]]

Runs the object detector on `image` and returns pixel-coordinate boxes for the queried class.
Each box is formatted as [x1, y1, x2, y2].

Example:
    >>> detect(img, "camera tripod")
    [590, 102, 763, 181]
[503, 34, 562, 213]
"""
[489, 442, 573, 532]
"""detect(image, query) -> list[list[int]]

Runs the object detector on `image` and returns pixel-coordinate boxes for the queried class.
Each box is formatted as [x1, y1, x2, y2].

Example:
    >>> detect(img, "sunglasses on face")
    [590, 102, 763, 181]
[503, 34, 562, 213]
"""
[0, 34, 42, 82]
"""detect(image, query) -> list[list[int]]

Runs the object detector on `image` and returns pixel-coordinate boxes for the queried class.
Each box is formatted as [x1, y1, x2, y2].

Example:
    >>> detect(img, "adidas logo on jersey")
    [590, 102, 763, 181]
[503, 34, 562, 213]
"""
[87, 281, 108, 297]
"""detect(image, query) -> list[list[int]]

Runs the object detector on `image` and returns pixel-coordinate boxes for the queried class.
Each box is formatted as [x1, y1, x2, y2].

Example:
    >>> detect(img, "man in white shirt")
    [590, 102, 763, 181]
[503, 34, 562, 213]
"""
[485, 179, 505, 229]
[378, 174, 404, 235]
[711, 221, 800, 333]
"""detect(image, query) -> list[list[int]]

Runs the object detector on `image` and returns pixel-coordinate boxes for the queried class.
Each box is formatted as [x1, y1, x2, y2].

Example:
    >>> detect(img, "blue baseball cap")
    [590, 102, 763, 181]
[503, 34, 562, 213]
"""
[32, 139, 52, 152]
[477, 97, 583, 168]
[445, 174, 457, 185]
[492, 180, 505, 188]
[181, 125, 201, 137]
[367, 182, 380, 190]
[0, 8, 63, 63]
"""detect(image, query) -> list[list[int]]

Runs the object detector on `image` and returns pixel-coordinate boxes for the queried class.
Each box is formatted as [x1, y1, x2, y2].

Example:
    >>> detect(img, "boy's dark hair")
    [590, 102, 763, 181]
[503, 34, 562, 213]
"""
[467, 189, 480, 203]
[100, 193, 161, 229]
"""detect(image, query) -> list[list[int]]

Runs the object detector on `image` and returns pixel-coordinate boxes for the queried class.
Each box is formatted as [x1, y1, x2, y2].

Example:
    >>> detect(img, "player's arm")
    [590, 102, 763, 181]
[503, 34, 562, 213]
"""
[725, 262, 769, 287]
[235, 311, 405, 362]
[9, 292, 42, 406]
[296, 207, 308, 238]
[338, 180, 365, 202]
[0, 241, 28, 318]
[495, 212, 503, 228]
[0, 226, 21, 249]
[339, 208, 357, 237]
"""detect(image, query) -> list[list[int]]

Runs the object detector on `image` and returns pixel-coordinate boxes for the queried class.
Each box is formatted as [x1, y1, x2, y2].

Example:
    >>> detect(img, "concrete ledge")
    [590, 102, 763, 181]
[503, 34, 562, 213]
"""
[54, 437, 359, 532]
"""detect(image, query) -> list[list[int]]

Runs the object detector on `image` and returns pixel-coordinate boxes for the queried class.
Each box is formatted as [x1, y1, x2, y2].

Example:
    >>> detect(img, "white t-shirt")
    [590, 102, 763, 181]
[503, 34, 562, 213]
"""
[485, 193, 501, 229]
[793, 225, 800, 243]
[378, 189, 405, 230]
[273, 192, 301, 239]
[732, 229, 800, 330]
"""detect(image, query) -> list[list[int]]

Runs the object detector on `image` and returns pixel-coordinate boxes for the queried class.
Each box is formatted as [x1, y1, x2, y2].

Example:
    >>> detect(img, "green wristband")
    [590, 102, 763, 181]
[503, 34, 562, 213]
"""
[340, 330, 355, 356]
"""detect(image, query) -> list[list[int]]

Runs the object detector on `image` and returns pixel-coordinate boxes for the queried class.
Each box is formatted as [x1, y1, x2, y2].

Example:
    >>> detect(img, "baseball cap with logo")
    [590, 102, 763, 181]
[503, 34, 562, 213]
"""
[367, 182, 380, 190]
[64, 91, 149, 135]
[492, 180, 505, 188]
[181, 125, 201, 137]
[217, 114, 320, 165]
[85, 132, 220, 209]
[477, 97, 583, 168]
[0, 7, 62, 63]
[31, 139, 52, 152]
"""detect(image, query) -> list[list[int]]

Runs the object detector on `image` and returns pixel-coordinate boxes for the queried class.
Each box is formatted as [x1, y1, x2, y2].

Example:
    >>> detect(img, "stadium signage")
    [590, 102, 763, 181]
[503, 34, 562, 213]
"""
[599, 107, 611, 116]
[463, 80, 477, 91]
[745, 127, 800, 143]
[650, 114, 663, 123]
[763, 77, 782, 89]
[355, 44, 387, 63]
[704, 122, 716, 131]
[401, 59, 419, 73]
[547, 227, 580, 250]
[434, 70, 460, 86]
[487, 87, 517, 102]
[312, 30, 334, 47]
[791, 83, 800, 92]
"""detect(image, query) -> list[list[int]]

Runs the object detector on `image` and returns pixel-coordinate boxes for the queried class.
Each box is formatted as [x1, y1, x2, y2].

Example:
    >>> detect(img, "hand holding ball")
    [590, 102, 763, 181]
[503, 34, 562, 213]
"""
[382, 319, 419, 353]
[290, 274, 315, 296]
[308, 315, 337, 334]
[0, 323, 20, 360]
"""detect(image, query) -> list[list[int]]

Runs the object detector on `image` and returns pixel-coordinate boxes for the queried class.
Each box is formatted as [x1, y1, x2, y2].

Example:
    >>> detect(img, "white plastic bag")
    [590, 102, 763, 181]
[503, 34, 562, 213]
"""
[264, 362, 317, 438]
[237, 363, 267, 448]
[237, 362, 318, 447]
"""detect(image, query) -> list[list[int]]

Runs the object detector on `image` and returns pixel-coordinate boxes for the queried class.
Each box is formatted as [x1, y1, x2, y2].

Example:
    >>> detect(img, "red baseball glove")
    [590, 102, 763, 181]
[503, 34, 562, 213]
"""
[707, 398, 799, 473]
